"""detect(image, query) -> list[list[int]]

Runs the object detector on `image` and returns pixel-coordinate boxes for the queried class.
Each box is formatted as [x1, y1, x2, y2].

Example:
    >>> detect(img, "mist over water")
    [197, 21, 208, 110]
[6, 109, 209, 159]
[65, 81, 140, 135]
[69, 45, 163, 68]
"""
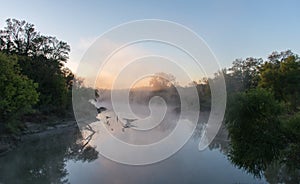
[0, 106, 266, 183]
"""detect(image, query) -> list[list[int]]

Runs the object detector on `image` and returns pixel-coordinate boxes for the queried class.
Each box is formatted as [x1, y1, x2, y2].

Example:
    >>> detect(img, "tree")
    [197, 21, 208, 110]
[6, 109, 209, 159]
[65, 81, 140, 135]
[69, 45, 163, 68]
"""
[224, 50, 300, 179]
[225, 57, 262, 93]
[0, 18, 70, 62]
[225, 88, 284, 177]
[0, 53, 39, 132]
[259, 50, 300, 111]
[17, 56, 69, 114]
[279, 55, 300, 111]
[149, 72, 177, 90]
[62, 67, 75, 90]
[0, 18, 73, 116]
[281, 112, 300, 169]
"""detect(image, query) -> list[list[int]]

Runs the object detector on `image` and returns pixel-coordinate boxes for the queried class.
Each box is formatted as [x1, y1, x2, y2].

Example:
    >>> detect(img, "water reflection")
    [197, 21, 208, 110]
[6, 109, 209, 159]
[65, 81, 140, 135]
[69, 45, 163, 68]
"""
[0, 112, 282, 183]
[207, 124, 229, 155]
[264, 161, 300, 184]
[0, 121, 267, 183]
[0, 128, 98, 183]
[67, 118, 265, 184]
[224, 117, 300, 182]
[193, 115, 300, 183]
[228, 140, 300, 183]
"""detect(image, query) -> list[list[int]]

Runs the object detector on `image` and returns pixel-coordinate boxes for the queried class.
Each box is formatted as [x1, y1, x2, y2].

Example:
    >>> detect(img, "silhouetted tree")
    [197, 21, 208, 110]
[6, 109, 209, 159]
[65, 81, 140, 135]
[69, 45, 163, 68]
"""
[0, 18, 70, 62]
[225, 57, 262, 93]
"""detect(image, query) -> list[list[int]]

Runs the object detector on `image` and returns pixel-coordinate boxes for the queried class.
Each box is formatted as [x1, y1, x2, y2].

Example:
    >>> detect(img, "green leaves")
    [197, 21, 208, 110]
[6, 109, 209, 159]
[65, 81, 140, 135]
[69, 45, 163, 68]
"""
[0, 53, 39, 133]
[259, 50, 300, 111]
[0, 18, 73, 118]
[225, 88, 284, 177]
[281, 113, 300, 169]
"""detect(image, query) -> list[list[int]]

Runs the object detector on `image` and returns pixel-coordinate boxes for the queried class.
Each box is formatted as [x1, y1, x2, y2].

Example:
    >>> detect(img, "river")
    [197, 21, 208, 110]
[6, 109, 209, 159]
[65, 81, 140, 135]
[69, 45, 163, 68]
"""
[0, 112, 266, 183]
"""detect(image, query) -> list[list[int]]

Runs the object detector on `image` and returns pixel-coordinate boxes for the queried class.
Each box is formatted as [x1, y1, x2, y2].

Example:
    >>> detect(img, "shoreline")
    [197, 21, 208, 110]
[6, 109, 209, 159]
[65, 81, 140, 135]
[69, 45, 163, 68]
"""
[0, 119, 78, 156]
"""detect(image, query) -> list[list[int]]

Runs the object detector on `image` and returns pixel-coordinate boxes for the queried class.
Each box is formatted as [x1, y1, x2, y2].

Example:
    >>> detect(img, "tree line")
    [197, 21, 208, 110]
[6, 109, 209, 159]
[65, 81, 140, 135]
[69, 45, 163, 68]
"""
[0, 18, 74, 133]
[0, 19, 299, 180]
[223, 50, 300, 180]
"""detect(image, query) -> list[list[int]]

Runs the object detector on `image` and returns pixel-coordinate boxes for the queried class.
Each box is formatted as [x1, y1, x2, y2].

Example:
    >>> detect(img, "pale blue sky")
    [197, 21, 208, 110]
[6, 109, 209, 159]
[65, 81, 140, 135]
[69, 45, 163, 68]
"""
[1, 0, 300, 72]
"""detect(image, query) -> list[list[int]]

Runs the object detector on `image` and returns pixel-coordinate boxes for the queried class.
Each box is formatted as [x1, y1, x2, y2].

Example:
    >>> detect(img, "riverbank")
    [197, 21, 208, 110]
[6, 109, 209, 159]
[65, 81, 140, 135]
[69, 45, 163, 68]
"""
[0, 119, 78, 156]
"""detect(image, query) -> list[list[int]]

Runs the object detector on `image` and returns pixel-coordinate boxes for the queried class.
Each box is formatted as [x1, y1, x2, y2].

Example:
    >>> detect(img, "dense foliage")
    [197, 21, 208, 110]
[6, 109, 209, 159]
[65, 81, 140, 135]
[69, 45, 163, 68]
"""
[0, 18, 74, 133]
[0, 18, 299, 181]
[0, 53, 39, 132]
[224, 50, 300, 179]
[226, 89, 284, 176]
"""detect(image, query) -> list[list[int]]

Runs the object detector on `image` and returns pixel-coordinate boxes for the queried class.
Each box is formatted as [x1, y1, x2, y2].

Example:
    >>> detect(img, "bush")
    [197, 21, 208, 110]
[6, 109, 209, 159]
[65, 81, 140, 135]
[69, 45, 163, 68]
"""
[281, 112, 300, 169]
[225, 88, 284, 177]
[0, 53, 39, 133]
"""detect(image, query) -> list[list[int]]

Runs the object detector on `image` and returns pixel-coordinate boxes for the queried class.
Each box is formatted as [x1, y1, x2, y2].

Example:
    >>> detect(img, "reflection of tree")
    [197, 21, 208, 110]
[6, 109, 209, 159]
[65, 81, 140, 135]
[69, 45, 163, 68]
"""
[81, 124, 96, 151]
[264, 161, 300, 184]
[0, 127, 98, 183]
[193, 119, 229, 154]
[225, 89, 284, 177]
[208, 123, 229, 154]
[225, 89, 300, 180]
[67, 124, 98, 163]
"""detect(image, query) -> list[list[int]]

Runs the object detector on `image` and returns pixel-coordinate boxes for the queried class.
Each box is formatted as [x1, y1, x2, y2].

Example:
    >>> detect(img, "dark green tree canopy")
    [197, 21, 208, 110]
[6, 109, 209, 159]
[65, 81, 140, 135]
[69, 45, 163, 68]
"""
[259, 50, 300, 110]
[0, 18, 74, 118]
[0, 53, 39, 132]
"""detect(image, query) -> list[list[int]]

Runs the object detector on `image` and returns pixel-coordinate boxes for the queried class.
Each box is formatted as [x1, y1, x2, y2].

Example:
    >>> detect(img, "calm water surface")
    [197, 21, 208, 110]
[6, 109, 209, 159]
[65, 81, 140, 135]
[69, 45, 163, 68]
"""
[0, 123, 266, 184]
